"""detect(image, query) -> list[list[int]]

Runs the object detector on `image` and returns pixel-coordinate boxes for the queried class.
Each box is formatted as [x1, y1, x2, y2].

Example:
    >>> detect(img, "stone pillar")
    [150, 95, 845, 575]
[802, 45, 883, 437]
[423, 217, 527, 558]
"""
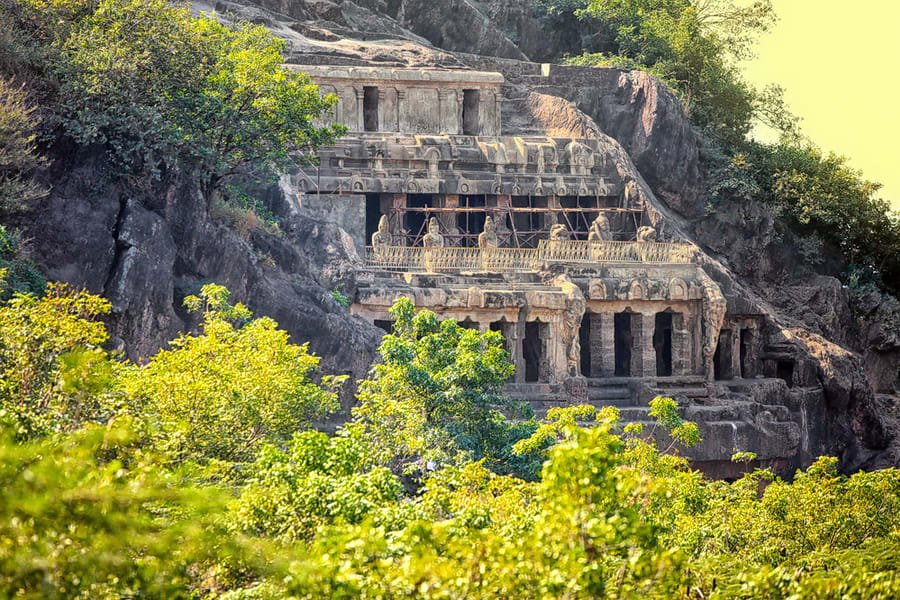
[493, 194, 512, 244]
[355, 88, 365, 132]
[397, 89, 407, 133]
[438, 89, 455, 134]
[377, 89, 387, 133]
[640, 312, 657, 377]
[479, 92, 490, 136]
[731, 328, 742, 379]
[388, 193, 407, 243]
[441, 194, 460, 239]
[546, 195, 561, 230]
[540, 321, 554, 384]
[601, 312, 617, 377]
[671, 312, 689, 376]
[513, 320, 526, 384]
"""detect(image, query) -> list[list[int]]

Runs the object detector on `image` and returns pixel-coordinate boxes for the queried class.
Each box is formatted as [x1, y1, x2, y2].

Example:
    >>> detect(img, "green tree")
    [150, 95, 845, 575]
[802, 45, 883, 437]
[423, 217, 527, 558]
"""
[234, 429, 403, 542]
[754, 142, 900, 291]
[15, 0, 342, 202]
[0, 76, 43, 214]
[0, 282, 111, 438]
[121, 284, 342, 466]
[550, 0, 775, 144]
[0, 417, 282, 599]
[352, 297, 524, 475]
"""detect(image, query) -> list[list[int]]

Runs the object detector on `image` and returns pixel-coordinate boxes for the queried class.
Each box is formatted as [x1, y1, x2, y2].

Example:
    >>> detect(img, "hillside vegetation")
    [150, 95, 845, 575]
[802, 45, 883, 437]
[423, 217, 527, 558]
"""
[1, 279, 898, 598]
[539, 0, 900, 294]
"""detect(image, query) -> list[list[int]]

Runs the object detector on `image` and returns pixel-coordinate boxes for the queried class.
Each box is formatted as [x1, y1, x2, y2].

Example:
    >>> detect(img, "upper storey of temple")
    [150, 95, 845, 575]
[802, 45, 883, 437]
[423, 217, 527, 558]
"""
[292, 66, 504, 136]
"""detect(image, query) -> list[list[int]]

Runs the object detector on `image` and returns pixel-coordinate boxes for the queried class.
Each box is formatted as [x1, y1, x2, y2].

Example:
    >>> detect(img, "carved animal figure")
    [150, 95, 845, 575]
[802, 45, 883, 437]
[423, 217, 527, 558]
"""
[637, 226, 658, 242]
[549, 223, 570, 241]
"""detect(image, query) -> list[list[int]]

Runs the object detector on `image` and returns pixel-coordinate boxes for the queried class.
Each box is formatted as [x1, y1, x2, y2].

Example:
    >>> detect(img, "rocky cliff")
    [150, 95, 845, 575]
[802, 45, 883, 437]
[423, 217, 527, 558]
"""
[15, 0, 898, 471]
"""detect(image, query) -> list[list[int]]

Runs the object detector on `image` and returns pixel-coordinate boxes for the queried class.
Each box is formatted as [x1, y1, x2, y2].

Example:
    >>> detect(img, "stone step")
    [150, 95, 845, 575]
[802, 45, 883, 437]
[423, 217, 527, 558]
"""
[588, 396, 643, 409]
[652, 386, 709, 399]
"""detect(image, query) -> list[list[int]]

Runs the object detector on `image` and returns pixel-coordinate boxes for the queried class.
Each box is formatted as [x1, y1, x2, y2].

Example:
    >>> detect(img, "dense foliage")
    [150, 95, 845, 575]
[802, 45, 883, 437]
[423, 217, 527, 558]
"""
[353, 297, 536, 477]
[2, 0, 342, 202]
[0, 285, 897, 598]
[121, 285, 342, 466]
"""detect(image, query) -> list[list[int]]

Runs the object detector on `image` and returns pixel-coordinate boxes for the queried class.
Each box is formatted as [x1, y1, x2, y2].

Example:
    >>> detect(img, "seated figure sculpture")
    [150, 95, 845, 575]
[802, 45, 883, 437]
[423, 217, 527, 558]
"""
[371, 214, 392, 263]
[637, 225, 657, 242]
[423, 217, 445, 271]
[636, 225, 658, 261]
[478, 216, 500, 270]
[423, 217, 445, 248]
[372, 215, 391, 247]
[587, 213, 612, 261]
[478, 216, 499, 249]
[549, 223, 570, 241]
[547, 223, 571, 260]
[587, 214, 611, 242]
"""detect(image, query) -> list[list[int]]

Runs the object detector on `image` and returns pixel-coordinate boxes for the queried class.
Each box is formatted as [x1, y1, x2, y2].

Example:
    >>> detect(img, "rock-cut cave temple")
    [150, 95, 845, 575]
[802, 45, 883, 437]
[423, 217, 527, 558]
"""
[289, 64, 804, 476]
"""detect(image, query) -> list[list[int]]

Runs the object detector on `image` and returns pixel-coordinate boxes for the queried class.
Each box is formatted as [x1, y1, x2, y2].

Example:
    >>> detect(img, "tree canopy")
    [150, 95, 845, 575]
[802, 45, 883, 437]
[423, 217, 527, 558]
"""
[5, 0, 343, 201]
[0, 288, 897, 598]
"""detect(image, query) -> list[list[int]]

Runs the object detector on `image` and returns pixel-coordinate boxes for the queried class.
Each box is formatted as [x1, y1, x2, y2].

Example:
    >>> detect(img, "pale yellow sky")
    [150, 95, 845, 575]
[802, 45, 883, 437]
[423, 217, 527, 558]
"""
[739, 0, 900, 211]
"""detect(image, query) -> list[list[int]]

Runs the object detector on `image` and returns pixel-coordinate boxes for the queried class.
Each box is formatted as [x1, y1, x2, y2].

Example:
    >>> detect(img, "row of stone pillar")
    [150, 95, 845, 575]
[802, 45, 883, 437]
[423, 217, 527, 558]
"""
[584, 311, 693, 379]
[459, 309, 694, 384]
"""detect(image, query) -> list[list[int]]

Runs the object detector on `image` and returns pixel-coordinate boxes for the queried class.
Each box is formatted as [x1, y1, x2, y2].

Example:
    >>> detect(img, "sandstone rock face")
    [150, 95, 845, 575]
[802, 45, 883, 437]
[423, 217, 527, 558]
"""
[511, 66, 705, 217]
[17, 153, 382, 405]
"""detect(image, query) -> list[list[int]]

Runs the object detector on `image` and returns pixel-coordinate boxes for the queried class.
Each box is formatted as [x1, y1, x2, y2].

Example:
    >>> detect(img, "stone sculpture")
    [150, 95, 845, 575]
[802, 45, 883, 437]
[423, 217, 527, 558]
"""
[587, 213, 611, 242]
[549, 223, 570, 241]
[371, 215, 391, 247]
[478, 216, 499, 249]
[423, 217, 445, 248]
[554, 275, 586, 379]
[423, 217, 444, 272]
[636, 225, 657, 242]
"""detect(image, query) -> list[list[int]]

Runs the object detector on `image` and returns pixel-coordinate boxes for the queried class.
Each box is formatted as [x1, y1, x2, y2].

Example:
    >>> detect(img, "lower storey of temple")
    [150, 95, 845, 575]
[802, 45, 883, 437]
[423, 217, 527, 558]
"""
[352, 266, 822, 478]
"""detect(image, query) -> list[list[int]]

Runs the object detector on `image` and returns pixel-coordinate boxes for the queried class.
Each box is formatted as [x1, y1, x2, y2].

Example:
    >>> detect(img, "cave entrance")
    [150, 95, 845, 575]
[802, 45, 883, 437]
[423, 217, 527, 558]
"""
[374, 319, 393, 334]
[614, 312, 633, 377]
[777, 360, 794, 388]
[714, 329, 734, 380]
[740, 328, 754, 378]
[363, 86, 379, 132]
[458, 317, 479, 330]
[654, 312, 673, 377]
[365, 193, 382, 246]
[579, 312, 593, 377]
[462, 89, 480, 135]
[524, 321, 546, 383]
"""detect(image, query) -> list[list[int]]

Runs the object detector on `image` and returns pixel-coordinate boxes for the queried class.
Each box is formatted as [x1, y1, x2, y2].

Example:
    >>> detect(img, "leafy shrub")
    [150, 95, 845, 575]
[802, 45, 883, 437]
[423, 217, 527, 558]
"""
[0, 225, 44, 299]
[235, 429, 403, 542]
[0, 282, 111, 438]
[120, 284, 343, 465]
